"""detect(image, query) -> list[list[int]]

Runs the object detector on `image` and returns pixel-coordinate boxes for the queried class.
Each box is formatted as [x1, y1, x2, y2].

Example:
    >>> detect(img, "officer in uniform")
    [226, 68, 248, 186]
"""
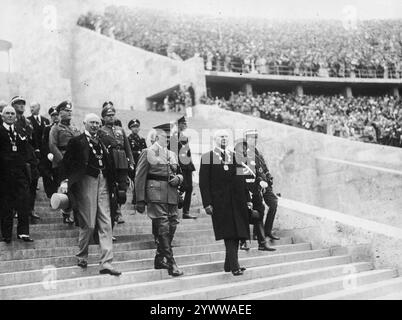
[135, 123, 184, 277]
[127, 119, 147, 208]
[234, 140, 276, 252]
[244, 129, 280, 240]
[169, 116, 197, 219]
[99, 106, 134, 225]
[0, 106, 36, 243]
[11, 96, 40, 220]
[39, 107, 60, 198]
[49, 101, 81, 224]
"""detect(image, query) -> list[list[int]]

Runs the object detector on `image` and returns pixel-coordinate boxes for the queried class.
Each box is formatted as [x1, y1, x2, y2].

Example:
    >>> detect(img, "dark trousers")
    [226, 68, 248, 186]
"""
[263, 188, 278, 236]
[0, 168, 30, 238]
[181, 170, 193, 213]
[153, 215, 179, 265]
[29, 175, 39, 211]
[40, 159, 58, 198]
[224, 239, 240, 272]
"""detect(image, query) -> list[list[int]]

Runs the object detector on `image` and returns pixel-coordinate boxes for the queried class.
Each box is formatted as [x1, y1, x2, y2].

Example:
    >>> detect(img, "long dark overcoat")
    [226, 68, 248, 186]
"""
[199, 148, 250, 240]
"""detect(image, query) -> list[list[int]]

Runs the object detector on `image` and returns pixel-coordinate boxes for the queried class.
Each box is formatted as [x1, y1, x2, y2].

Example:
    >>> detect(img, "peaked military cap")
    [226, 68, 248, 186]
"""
[48, 107, 58, 116]
[101, 106, 116, 118]
[102, 101, 114, 109]
[153, 123, 172, 136]
[10, 96, 26, 106]
[56, 101, 72, 112]
[128, 119, 141, 129]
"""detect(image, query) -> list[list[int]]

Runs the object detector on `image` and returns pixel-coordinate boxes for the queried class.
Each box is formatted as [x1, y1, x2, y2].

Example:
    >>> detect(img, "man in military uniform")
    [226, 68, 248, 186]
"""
[127, 119, 147, 208]
[169, 116, 197, 219]
[39, 107, 60, 198]
[244, 129, 280, 240]
[234, 140, 276, 252]
[49, 101, 81, 224]
[0, 106, 36, 243]
[99, 106, 134, 225]
[11, 96, 40, 220]
[135, 123, 184, 277]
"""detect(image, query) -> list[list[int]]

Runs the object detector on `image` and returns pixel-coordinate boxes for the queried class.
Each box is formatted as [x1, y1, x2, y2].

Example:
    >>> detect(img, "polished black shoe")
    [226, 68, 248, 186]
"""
[258, 244, 276, 251]
[154, 260, 170, 270]
[17, 235, 34, 242]
[99, 268, 122, 276]
[267, 234, 280, 241]
[232, 269, 244, 276]
[77, 260, 88, 268]
[168, 264, 184, 277]
[112, 236, 117, 242]
[240, 241, 251, 251]
[30, 212, 41, 220]
[240, 266, 247, 272]
[182, 213, 197, 219]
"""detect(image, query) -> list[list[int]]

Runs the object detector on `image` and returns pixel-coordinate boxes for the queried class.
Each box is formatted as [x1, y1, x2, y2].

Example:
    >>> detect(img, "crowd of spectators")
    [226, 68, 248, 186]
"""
[149, 86, 194, 112]
[201, 92, 402, 147]
[78, 6, 402, 79]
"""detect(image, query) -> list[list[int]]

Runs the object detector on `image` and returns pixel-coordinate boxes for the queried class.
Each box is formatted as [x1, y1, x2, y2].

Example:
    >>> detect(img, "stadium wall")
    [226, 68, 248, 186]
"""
[0, 0, 105, 108]
[71, 27, 207, 110]
[193, 105, 402, 228]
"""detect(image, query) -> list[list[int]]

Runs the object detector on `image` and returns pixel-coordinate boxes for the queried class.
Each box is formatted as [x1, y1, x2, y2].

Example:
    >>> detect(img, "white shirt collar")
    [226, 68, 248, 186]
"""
[3, 123, 14, 131]
[84, 130, 97, 139]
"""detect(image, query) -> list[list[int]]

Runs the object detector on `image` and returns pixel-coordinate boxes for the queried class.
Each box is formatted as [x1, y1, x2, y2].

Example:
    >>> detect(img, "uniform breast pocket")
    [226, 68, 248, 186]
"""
[146, 180, 162, 201]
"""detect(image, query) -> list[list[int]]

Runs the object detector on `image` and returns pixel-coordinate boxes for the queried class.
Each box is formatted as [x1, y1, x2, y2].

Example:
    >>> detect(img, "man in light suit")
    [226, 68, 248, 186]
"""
[135, 123, 184, 277]
[62, 113, 121, 276]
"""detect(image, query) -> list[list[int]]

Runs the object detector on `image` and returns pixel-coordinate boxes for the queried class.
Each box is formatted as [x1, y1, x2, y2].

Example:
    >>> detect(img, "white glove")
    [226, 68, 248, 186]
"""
[59, 180, 68, 194]
[47, 153, 54, 162]
[259, 181, 268, 189]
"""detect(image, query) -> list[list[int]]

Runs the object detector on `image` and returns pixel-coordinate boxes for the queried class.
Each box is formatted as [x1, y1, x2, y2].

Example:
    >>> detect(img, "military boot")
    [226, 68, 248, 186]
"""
[167, 257, 184, 277]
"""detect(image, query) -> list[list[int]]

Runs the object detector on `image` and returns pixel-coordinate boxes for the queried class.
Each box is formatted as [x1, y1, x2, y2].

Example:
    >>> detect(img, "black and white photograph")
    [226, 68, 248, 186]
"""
[1, 0, 402, 306]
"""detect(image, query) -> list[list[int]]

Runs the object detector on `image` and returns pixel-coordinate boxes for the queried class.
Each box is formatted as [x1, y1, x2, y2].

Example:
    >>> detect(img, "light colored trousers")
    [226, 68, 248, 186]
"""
[74, 172, 113, 270]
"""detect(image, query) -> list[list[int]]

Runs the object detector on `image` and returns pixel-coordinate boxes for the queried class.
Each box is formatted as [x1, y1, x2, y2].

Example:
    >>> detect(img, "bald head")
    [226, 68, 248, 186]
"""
[30, 102, 40, 116]
[214, 129, 230, 150]
[83, 113, 101, 136]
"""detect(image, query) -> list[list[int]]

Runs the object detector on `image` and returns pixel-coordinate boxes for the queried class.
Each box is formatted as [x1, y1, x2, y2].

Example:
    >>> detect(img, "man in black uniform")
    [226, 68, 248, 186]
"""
[127, 119, 147, 208]
[11, 96, 39, 220]
[245, 129, 280, 240]
[39, 107, 60, 198]
[27, 102, 50, 219]
[0, 106, 35, 243]
[169, 116, 197, 219]
[234, 140, 276, 252]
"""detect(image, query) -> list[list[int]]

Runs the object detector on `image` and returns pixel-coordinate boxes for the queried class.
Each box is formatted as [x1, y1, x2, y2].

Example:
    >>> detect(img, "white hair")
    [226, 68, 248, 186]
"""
[213, 129, 230, 139]
[83, 113, 101, 123]
[1, 106, 16, 116]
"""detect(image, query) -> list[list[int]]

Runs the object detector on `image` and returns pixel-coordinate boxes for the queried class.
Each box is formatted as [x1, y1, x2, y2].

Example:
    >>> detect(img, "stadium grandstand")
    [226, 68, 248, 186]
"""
[78, 6, 402, 148]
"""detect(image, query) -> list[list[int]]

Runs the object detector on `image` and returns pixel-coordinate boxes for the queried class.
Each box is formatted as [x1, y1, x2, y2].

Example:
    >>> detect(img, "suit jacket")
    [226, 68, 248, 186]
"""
[135, 142, 183, 206]
[199, 148, 250, 240]
[27, 115, 50, 152]
[62, 133, 118, 223]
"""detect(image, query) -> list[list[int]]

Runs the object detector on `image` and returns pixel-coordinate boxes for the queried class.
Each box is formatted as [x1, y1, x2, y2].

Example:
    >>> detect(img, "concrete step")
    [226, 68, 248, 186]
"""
[0, 243, 310, 287]
[305, 276, 402, 300]
[228, 269, 396, 300]
[26, 219, 212, 232]
[374, 291, 402, 300]
[140, 260, 370, 301]
[26, 254, 351, 300]
[26, 222, 213, 240]
[0, 229, 216, 250]
[0, 236, 292, 262]
[29, 207, 204, 222]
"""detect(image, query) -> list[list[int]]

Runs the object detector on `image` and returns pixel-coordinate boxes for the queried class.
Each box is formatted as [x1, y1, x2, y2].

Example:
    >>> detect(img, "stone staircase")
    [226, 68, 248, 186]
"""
[1, 184, 402, 300]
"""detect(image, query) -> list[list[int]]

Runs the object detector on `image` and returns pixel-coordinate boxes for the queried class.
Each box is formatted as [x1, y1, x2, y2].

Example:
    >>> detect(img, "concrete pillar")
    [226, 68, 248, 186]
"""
[294, 84, 304, 97]
[242, 82, 253, 96]
[343, 86, 353, 98]
[390, 87, 400, 99]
